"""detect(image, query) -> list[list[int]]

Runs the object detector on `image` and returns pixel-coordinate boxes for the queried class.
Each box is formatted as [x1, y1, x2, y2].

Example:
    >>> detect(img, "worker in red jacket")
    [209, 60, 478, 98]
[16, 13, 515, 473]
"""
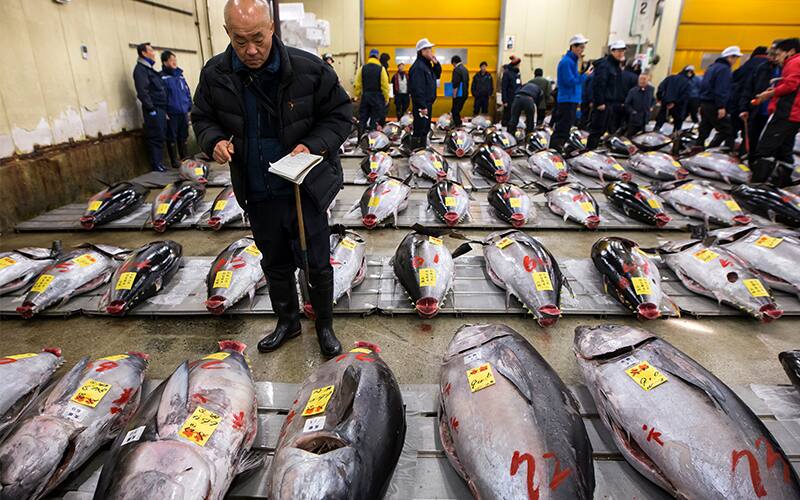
[751, 37, 800, 185]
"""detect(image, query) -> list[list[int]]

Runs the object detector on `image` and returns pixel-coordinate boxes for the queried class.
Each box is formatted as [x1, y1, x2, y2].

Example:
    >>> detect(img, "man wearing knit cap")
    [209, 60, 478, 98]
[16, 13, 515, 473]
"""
[500, 55, 522, 126]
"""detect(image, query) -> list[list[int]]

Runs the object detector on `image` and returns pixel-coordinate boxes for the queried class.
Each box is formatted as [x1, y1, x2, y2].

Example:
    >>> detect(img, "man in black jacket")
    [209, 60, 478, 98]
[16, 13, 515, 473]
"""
[450, 55, 469, 127]
[654, 67, 691, 132]
[731, 46, 768, 154]
[624, 73, 654, 136]
[587, 40, 627, 149]
[500, 56, 522, 126]
[192, 0, 351, 357]
[508, 79, 543, 137]
[471, 61, 493, 115]
[408, 38, 442, 148]
[133, 42, 168, 172]
[739, 43, 780, 154]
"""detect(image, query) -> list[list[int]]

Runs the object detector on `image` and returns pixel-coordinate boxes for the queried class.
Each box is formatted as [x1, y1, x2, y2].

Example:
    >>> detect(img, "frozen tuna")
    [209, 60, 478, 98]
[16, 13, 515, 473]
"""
[654, 179, 751, 226]
[604, 135, 638, 156]
[179, 158, 210, 184]
[0, 348, 63, 439]
[524, 129, 551, 154]
[359, 151, 393, 182]
[80, 182, 148, 230]
[436, 113, 453, 130]
[730, 183, 800, 228]
[604, 181, 672, 227]
[428, 180, 470, 226]
[409, 148, 449, 181]
[487, 183, 532, 227]
[484, 127, 516, 149]
[631, 131, 672, 151]
[539, 182, 601, 229]
[382, 122, 403, 143]
[359, 130, 391, 152]
[301, 229, 368, 317]
[780, 350, 800, 389]
[0, 245, 59, 296]
[570, 151, 632, 182]
[444, 128, 475, 157]
[359, 177, 411, 229]
[207, 185, 245, 230]
[628, 151, 689, 180]
[526, 149, 570, 181]
[681, 151, 752, 184]
[151, 181, 206, 232]
[205, 237, 265, 315]
[473, 144, 513, 183]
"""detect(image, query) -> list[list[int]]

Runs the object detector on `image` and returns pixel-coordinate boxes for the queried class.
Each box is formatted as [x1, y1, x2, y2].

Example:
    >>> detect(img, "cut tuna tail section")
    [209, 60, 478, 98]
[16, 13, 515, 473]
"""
[43, 347, 62, 357]
[219, 339, 247, 353]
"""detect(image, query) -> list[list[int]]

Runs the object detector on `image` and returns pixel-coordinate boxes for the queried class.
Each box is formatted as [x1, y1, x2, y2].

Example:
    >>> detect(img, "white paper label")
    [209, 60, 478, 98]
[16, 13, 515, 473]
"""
[122, 425, 146, 446]
[463, 351, 481, 365]
[63, 404, 88, 422]
[303, 416, 326, 433]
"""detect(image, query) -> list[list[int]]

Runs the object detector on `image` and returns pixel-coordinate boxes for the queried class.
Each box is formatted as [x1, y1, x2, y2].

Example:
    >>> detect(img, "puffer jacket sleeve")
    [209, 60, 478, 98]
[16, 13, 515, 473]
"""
[191, 66, 228, 158]
[300, 63, 353, 156]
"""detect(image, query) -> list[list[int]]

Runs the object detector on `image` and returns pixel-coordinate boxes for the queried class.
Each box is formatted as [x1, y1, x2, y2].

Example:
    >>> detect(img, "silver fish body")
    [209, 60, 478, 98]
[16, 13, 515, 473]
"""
[526, 150, 570, 181]
[0, 248, 57, 296]
[359, 151, 393, 182]
[428, 180, 471, 226]
[207, 185, 244, 230]
[409, 148, 450, 181]
[205, 238, 265, 315]
[359, 177, 411, 229]
[628, 151, 689, 180]
[179, 159, 210, 184]
[392, 231, 456, 317]
[656, 179, 752, 226]
[543, 183, 601, 229]
[569, 151, 632, 182]
[0, 348, 63, 439]
[681, 151, 752, 184]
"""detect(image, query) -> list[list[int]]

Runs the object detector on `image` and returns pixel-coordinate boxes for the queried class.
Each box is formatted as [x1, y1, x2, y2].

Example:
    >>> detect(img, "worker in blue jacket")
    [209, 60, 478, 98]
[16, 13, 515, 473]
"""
[549, 34, 593, 151]
[587, 40, 627, 149]
[695, 45, 742, 150]
[160, 50, 193, 168]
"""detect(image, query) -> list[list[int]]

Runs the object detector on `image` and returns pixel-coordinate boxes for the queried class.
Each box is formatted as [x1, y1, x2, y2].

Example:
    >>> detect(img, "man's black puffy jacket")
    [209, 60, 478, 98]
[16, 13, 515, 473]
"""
[409, 55, 442, 109]
[192, 36, 352, 212]
[591, 54, 625, 106]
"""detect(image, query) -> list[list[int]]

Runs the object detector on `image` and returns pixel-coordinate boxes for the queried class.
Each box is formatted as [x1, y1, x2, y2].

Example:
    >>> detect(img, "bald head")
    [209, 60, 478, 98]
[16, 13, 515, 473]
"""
[224, 0, 274, 68]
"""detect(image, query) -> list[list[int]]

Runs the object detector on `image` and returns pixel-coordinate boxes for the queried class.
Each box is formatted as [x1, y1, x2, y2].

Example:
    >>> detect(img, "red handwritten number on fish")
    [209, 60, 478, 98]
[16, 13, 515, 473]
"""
[510, 451, 572, 499]
[95, 361, 118, 372]
[732, 436, 793, 497]
[542, 453, 572, 490]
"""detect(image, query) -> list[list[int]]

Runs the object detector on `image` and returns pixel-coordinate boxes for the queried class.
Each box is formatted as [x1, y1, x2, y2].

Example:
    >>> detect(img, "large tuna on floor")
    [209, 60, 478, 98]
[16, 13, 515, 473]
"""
[537, 182, 601, 229]
[205, 237, 265, 315]
[604, 181, 672, 227]
[660, 240, 783, 321]
[780, 350, 800, 390]
[16, 244, 126, 318]
[592, 237, 679, 319]
[444, 128, 475, 157]
[382, 122, 403, 144]
[151, 181, 206, 232]
[526, 149, 570, 181]
[207, 185, 245, 230]
[0, 352, 148, 500]
[428, 180, 470, 226]
[524, 129, 551, 154]
[628, 151, 689, 180]
[631, 131, 672, 151]
[483, 231, 567, 326]
[473, 144, 513, 183]
[392, 227, 471, 318]
[358, 177, 411, 228]
[93, 341, 261, 500]
[654, 179, 751, 226]
[359, 130, 391, 152]
[409, 148, 449, 181]
[574, 324, 800, 498]
[0, 348, 63, 439]
[179, 158, 210, 184]
[101, 240, 183, 316]
[681, 151, 752, 184]
[359, 151, 393, 182]
[440, 324, 595, 499]
[80, 182, 149, 230]
[484, 127, 516, 149]
[0, 245, 59, 296]
[487, 183, 532, 227]
[730, 183, 800, 228]
[436, 112, 453, 130]
[570, 151, 632, 182]
[268, 342, 405, 499]
[604, 134, 638, 157]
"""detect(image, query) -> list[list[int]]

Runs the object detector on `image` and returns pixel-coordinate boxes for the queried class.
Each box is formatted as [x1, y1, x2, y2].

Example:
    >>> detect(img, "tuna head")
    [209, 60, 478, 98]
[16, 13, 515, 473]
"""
[573, 324, 656, 361]
[604, 182, 671, 227]
[487, 183, 530, 227]
[443, 324, 514, 362]
[428, 181, 470, 226]
[360, 152, 393, 182]
[81, 182, 148, 230]
[473, 145, 512, 183]
[445, 129, 474, 157]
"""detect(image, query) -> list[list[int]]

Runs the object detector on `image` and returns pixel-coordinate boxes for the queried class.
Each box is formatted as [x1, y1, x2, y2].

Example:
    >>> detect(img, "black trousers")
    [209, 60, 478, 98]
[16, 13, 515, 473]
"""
[626, 112, 647, 137]
[697, 101, 734, 149]
[687, 98, 700, 123]
[508, 95, 537, 136]
[587, 103, 623, 149]
[247, 196, 332, 285]
[577, 103, 592, 130]
[412, 103, 433, 138]
[654, 104, 685, 133]
[394, 93, 409, 118]
[549, 102, 578, 151]
[749, 113, 769, 154]
[752, 117, 800, 183]
[359, 92, 386, 131]
[501, 101, 512, 126]
[142, 108, 167, 169]
[473, 95, 489, 115]
[451, 96, 467, 127]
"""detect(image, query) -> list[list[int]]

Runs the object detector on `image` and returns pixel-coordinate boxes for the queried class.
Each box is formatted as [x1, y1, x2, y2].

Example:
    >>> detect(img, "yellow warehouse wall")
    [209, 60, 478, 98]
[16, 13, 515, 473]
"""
[0, 0, 207, 158]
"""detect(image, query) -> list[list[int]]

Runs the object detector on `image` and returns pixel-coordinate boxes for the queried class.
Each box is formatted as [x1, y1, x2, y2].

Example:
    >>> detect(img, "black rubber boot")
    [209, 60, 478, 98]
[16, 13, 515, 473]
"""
[308, 269, 342, 357]
[166, 142, 180, 169]
[751, 158, 774, 183]
[258, 275, 302, 353]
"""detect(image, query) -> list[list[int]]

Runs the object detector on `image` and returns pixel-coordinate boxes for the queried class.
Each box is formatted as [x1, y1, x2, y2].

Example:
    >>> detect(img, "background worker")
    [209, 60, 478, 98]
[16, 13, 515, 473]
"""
[550, 34, 592, 151]
[133, 42, 168, 172]
[354, 48, 389, 133]
[507, 78, 543, 137]
[587, 40, 626, 149]
[450, 55, 469, 127]
[471, 61, 493, 115]
[530, 68, 551, 126]
[160, 50, 192, 168]
[624, 73, 655, 137]
[408, 38, 442, 148]
[695, 45, 742, 150]
[392, 62, 410, 118]
[500, 55, 522, 126]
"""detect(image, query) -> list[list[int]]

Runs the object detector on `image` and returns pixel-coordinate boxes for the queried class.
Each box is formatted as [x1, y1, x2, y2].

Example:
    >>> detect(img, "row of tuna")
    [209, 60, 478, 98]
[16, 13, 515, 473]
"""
[4, 325, 798, 499]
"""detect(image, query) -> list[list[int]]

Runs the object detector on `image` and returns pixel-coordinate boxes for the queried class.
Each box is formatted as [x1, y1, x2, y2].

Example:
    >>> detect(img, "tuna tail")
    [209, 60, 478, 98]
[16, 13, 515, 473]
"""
[452, 243, 473, 259]
[94, 177, 113, 188]
[411, 223, 450, 238]
[50, 240, 63, 258]
[42, 347, 62, 357]
[524, 180, 551, 193]
[219, 340, 247, 353]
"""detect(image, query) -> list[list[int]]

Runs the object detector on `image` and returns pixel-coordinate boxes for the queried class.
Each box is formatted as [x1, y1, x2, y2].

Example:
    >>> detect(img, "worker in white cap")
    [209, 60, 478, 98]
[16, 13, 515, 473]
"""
[550, 33, 593, 151]
[695, 45, 742, 150]
[586, 40, 627, 149]
[408, 38, 442, 148]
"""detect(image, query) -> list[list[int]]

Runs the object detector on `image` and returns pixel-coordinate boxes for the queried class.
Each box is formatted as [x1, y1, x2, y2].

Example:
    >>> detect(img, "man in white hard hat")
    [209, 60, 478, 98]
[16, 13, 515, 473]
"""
[408, 38, 442, 148]
[695, 45, 742, 150]
[550, 34, 593, 151]
[587, 39, 627, 149]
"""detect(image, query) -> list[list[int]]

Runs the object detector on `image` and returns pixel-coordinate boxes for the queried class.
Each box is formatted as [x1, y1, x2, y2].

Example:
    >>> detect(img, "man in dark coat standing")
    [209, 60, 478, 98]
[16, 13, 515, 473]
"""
[450, 55, 469, 127]
[624, 73, 655, 136]
[654, 67, 691, 132]
[587, 40, 627, 149]
[695, 45, 742, 150]
[508, 79, 543, 137]
[731, 46, 768, 155]
[192, 0, 351, 356]
[133, 42, 168, 172]
[408, 38, 442, 148]
[500, 56, 522, 126]
[160, 50, 193, 168]
[740, 43, 780, 154]
[471, 61, 493, 115]
[531, 68, 551, 126]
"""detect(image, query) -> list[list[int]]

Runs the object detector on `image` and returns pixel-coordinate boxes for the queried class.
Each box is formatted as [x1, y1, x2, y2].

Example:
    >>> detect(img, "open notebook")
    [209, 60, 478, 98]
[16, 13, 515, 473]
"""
[269, 152, 323, 185]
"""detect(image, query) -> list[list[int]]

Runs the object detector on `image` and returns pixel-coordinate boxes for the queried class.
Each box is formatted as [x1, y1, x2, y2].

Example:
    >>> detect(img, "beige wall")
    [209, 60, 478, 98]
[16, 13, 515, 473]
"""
[0, 0, 207, 158]
[500, 0, 614, 84]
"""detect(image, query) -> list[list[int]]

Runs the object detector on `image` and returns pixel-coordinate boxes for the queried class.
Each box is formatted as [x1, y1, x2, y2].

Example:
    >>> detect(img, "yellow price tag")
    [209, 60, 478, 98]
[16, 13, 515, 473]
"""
[203, 352, 230, 361]
[100, 354, 129, 361]
[115, 272, 137, 290]
[724, 200, 741, 212]
[647, 198, 661, 209]
[194, 167, 205, 176]
[532, 271, 553, 291]
[244, 244, 261, 257]
[693, 248, 719, 263]
[428, 236, 443, 246]
[368, 137, 376, 145]
[70, 379, 112, 408]
[340, 238, 357, 250]
[496, 237, 514, 249]
[179, 406, 222, 446]
[213, 200, 228, 211]
[303, 385, 335, 416]
[369, 161, 378, 170]
[0, 257, 17, 269]
[738, 164, 750, 172]
[156, 203, 170, 215]
[419, 268, 436, 287]
[368, 196, 380, 207]
[73, 254, 97, 267]
[699, 152, 711, 157]
[755, 235, 783, 249]
[743, 279, 768, 297]
[631, 277, 652, 295]
[5, 353, 38, 360]
[509, 197, 522, 208]
[30, 274, 54, 293]
[444, 196, 456, 207]
[213, 270, 232, 289]
[612, 163, 624, 171]
[433, 160, 444, 170]
[671, 161, 681, 167]
[554, 161, 565, 170]
[493, 158, 503, 167]
[580, 201, 595, 213]
[466, 363, 496, 393]
[679, 183, 694, 191]
[456, 139, 464, 145]
[87, 200, 103, 211]
[625, 360, 668, 391]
